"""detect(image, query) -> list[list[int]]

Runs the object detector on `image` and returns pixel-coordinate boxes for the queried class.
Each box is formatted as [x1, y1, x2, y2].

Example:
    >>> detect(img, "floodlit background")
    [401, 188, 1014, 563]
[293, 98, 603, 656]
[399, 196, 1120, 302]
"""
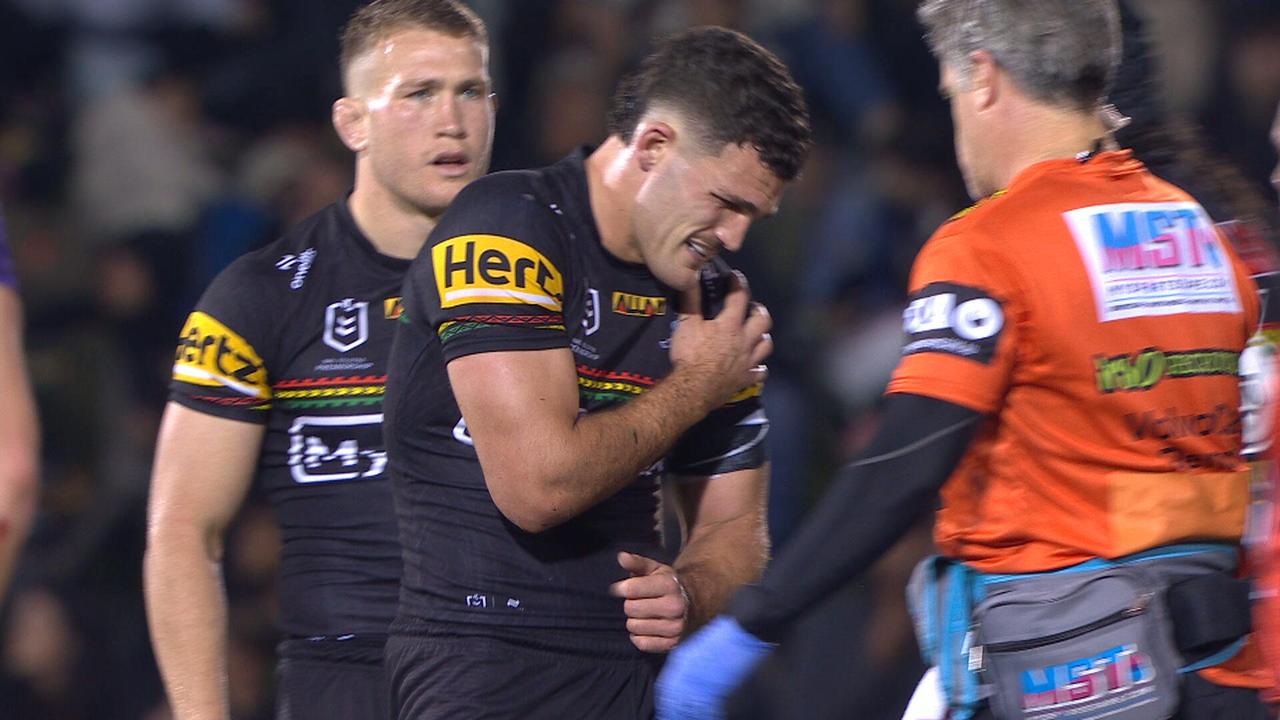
[0, 0, 1277, 718]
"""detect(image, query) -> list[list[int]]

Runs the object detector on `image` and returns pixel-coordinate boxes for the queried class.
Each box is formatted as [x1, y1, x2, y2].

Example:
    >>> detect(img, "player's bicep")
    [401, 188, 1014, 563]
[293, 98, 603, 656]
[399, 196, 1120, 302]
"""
[670, 465, 769, 544]
[148, 402, 264, 548]
[446, 348, 580, 490]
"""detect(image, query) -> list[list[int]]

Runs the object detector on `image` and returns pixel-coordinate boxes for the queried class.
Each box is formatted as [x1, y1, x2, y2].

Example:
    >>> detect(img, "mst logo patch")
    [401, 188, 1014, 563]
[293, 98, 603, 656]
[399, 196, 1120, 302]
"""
[612, 291, 667, 317]
[433, 234, 563, 311]
[172, 312, 269, 398]
[1064, 201, 1241, 322]
[902, 282, 1004, 363]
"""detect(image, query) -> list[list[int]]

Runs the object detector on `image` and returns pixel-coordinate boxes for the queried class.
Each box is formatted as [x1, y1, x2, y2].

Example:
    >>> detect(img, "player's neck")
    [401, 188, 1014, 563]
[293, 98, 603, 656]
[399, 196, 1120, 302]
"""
[347, 179, 438, 261]
[997, 106, 1110, 189]
[585, 137, 644, 264]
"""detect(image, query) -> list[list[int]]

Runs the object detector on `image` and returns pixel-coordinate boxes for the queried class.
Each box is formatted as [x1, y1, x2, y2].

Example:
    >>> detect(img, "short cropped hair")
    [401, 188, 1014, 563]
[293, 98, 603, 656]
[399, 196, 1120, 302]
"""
[917, 0, 1121, 111]
[606, 26, 812, 182]
[339, 0, 487, 92]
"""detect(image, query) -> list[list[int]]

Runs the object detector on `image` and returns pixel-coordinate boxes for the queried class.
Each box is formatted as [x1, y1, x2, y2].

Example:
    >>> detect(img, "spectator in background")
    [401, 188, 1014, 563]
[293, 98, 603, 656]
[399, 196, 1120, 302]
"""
[0, 208, 39, 603]
[143, 1, 496, 718]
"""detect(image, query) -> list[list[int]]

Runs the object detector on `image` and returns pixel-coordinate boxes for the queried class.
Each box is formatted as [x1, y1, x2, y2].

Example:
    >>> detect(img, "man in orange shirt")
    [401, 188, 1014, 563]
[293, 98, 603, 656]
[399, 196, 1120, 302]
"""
[657, 1, 1270, 718]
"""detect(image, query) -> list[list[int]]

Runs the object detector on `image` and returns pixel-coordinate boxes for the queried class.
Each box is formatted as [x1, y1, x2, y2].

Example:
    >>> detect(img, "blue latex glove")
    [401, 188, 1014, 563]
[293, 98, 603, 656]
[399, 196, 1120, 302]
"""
[656, 615, 775, 719]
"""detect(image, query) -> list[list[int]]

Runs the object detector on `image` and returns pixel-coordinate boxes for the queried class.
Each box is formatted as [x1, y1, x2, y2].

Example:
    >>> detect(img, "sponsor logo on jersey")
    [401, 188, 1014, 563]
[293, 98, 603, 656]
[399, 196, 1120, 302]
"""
[612, 291, 667, 317]
[323, 298, 369, 353]
[1064, 201, 1241, 321]
[432, 234, 563, 311]
[583, 287, 601, 335]
[276, 247, 317, 290]
[453, 417, 474, 446]
[287, 414, 387, 483]
[1093, 348, 1238, 393]
[1124, 404, 1239, 441]
[384, 296, 404, 320]
[172, 312, 270, 398]
[901, 282, 1004, 364]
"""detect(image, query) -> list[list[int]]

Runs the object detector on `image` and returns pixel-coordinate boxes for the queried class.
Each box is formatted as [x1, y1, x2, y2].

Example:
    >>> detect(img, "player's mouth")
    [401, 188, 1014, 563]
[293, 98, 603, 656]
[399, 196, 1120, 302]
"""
[431, 151, 472, 178]
[685, 238, 718, 266]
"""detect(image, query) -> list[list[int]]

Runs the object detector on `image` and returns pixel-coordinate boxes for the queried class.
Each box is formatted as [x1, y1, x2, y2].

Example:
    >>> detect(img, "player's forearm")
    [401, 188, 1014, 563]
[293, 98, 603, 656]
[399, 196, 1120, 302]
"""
[502, 363, 723, 532]
[675, 510, 769, 632]
[144, 528, 232, 720]
[0, 456, 37, 600]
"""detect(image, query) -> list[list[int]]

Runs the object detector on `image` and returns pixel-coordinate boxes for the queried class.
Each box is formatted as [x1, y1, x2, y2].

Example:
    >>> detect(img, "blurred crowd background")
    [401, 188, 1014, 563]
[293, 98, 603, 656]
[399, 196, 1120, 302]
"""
[0, 0, 1277, 718]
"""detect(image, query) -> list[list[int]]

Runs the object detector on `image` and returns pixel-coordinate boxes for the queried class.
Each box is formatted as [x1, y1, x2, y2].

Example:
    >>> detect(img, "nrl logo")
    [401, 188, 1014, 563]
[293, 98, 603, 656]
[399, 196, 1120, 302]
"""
[582, 288, 601, 336]
[324, 298, 369, 352]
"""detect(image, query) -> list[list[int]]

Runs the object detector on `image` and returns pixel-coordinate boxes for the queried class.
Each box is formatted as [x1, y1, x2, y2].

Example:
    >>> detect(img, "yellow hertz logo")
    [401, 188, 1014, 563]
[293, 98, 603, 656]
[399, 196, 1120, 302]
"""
[172, 312, 270, 398]
[433, 235, 563, 311]
[612, 292, 667, 317]
[384, 296, 404, 320]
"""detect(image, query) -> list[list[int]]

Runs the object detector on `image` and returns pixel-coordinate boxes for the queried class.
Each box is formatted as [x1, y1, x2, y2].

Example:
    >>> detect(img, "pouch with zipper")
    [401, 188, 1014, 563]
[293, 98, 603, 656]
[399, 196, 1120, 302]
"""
[973, 565, 1181, 720]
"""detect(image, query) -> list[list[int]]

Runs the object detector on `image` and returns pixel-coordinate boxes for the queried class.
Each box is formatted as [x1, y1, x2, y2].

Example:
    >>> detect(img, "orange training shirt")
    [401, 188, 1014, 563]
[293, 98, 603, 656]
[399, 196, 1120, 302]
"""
[887, 150, 1260, 574]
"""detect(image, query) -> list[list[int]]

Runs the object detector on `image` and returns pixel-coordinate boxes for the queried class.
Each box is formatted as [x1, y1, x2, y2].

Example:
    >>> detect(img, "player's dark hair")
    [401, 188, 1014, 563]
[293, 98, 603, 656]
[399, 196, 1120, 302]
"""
[340, 0, 487, 92]
[606, 26, 812, 181]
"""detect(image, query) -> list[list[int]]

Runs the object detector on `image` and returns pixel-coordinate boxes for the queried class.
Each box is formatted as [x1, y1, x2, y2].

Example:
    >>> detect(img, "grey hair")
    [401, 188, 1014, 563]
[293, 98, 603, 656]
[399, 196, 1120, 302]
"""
[917, 0, 1121, 111]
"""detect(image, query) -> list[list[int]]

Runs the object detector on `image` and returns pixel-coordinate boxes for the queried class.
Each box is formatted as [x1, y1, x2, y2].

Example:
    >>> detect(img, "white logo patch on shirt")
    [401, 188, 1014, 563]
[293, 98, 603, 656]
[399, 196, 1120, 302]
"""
[323, 298, 369, 352]
[1064, 202, 1241, 322]
[902, 282, 1005, 364]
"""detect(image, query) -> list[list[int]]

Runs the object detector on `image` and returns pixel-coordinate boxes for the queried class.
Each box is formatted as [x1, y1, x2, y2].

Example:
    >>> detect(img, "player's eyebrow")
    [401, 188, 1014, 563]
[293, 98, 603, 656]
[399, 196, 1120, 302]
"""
[713, 191, 775, 219]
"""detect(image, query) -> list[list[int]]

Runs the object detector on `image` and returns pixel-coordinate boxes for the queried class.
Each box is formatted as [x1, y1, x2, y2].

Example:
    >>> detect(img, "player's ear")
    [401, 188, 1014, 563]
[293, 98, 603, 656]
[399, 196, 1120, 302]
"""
[633, 121, 675, 173]
[332, 97, 369, 153]
[969, 50, 999, 112]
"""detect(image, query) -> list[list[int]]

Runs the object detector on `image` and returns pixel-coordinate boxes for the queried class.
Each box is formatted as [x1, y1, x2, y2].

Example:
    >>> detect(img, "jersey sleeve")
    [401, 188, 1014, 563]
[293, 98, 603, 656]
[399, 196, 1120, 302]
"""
[885, 227, 1020, 413]
[667, 384, 769, 476]
[168, 257, 274, 422]
[403, 174, 571, 362]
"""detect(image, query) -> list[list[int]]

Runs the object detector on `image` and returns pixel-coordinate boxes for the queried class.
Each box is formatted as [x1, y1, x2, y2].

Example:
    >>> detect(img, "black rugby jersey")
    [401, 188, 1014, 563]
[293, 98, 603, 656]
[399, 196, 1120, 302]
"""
[385, 147, 768, 655]
[169, 198, 405, 641]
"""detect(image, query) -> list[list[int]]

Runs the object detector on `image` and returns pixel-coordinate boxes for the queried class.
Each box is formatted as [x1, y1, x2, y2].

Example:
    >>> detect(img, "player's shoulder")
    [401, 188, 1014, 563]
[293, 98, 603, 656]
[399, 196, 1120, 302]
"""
[444, 169, 556, 223]
[922, 192, 1008, 260]
[427, 169, 573, 272]
[210, 202, 349, 298]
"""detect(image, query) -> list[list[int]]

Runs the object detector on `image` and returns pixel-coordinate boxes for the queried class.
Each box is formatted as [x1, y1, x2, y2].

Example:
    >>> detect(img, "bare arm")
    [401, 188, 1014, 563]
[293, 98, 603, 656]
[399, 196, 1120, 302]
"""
[670, 465, 770, 629]
[144, 403, 264, 720]
[447, 284, 771, 533]
[608, 466, 769, 652]
[0, 287, 38, 601]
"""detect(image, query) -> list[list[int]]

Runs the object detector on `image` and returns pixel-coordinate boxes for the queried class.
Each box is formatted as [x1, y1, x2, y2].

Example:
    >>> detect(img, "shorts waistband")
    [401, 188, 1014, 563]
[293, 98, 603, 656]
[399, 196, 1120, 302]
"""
[389, 620, 642, 660]
[277, 635, 387, 665]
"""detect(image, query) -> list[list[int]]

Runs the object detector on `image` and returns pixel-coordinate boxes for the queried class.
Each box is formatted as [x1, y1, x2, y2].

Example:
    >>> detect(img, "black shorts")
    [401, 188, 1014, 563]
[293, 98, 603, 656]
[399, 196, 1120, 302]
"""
[385, 632, 662, 719]
[275, 638, 389, 720]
